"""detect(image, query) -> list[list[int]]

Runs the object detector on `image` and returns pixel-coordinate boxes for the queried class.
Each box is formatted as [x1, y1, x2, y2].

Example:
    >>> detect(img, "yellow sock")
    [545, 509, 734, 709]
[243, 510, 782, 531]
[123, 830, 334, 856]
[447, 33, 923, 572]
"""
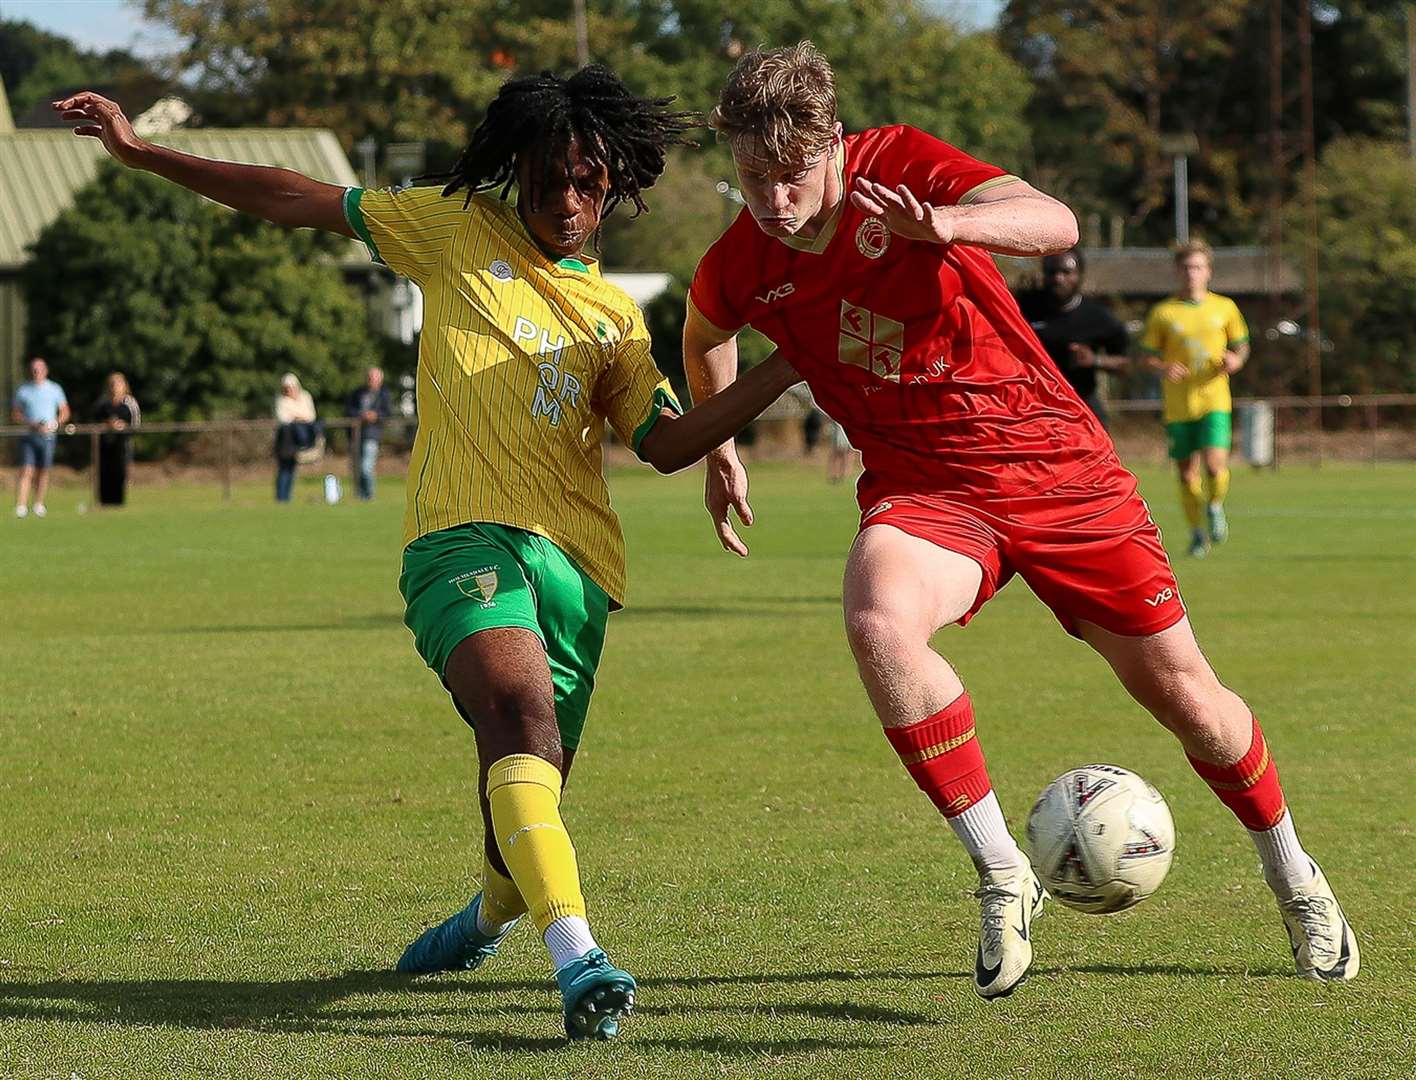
[1179, 474, 1205, 528]
[486, 753, 586, 934]
[1206, 467, 1230, 506]
[480, 852, 528, 927]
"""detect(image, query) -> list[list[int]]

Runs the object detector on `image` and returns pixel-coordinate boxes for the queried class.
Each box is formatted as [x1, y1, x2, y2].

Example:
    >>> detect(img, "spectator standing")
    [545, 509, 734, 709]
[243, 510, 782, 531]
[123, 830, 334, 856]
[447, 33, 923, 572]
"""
[1014, 248, 1130, 429]
[344, 366, 392, 500]
[94, 371, 141, 507]
[274, 372, 319, 503]
[11, 357, 70, 518]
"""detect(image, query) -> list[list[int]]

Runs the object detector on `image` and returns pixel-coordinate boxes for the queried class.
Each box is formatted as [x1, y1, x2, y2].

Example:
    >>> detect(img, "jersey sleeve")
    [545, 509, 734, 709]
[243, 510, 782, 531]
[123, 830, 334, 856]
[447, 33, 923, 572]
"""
[1224, 299, 1250, 345]
[889, 126, 1017, 207]
[343, 185, 465, 284]
[1099, 304, 1130, 356]
[687, 240, 746, 341]
[1139, 305, 1166, 355]
[597, 307, 683, 458]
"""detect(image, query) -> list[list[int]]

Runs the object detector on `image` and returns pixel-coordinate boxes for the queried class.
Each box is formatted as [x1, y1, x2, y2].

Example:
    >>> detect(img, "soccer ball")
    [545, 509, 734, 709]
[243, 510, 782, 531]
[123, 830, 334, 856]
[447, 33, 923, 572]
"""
[1024, 764, 1175, 914]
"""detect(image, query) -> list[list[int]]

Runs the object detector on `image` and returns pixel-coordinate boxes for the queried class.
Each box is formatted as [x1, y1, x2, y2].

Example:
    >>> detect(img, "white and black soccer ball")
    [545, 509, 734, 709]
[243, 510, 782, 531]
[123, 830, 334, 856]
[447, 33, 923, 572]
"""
[1025, 764, 1175, 914]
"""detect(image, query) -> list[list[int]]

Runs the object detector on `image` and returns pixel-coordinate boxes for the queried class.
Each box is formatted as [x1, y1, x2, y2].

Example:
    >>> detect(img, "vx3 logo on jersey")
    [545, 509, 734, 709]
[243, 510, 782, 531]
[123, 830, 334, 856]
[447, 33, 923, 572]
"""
[1143, 587, 1177, 608]
[754, 282, 796, 305]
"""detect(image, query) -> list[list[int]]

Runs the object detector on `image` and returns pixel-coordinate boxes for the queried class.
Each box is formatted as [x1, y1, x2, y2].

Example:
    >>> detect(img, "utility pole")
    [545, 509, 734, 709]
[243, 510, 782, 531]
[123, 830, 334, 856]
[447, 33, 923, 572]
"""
[1267, 0, 1323, 465]
[1407, 4, 1416, 159]
[1160, 135, 1199, 244]
[573, 0, 590, 67]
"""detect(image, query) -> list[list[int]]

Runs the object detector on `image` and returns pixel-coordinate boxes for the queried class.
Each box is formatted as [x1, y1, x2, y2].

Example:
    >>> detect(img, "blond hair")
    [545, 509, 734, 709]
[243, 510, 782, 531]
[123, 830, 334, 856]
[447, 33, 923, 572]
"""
[710, 41, 837, 163]
[1173, 239, 1213, 266]
[106, 371, 131, 401]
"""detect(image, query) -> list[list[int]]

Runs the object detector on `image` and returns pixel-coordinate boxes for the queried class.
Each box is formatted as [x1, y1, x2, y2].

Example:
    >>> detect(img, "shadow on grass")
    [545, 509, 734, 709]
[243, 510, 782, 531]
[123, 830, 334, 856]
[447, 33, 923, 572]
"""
[2, 962, 1297, 1052]
[617, 595, 841, 618]
[0, 967, 943, 1054]
[153, 612, 406, 635]
[1038, 962, 1294, 978]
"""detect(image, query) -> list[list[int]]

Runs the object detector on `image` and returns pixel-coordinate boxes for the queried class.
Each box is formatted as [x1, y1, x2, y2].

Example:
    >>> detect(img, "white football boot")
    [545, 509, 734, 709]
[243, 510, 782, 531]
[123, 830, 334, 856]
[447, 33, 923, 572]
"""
[973, 864, 1046, 999]
[1276, 862, 1360, 982]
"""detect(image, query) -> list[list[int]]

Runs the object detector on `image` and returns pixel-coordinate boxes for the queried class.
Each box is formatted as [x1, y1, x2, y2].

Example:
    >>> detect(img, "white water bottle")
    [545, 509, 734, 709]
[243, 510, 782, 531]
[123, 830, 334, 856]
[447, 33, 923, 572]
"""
[323, 474, 342, 504]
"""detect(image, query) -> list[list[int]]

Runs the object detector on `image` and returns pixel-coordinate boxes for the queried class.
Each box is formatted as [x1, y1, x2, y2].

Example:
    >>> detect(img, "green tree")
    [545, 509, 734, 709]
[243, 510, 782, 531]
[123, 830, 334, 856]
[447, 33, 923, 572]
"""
[145, 0, 1031, 179]
[1291, 138, 1416, 394]
[23, 162, 380, 420]
[1000, 1, 1415, 247]
[0, 18, 151, 115]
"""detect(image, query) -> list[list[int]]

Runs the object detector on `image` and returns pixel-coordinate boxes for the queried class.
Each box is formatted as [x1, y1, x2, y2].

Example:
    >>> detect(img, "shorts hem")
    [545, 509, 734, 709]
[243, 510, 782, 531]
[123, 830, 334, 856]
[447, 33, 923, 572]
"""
[859, 519, 997, 626]
[430, 620, 546, 681]
[1054, 603, 1188, 641]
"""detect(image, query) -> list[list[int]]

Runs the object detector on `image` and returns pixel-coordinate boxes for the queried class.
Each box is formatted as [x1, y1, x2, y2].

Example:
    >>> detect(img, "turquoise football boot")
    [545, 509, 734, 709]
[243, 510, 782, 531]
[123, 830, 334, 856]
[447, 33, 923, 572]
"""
[396, 892, 516, 974]
[1207, 502, 1229, 546]
[556, 949, 637, 1040]
[1188, 528, 1209, 559]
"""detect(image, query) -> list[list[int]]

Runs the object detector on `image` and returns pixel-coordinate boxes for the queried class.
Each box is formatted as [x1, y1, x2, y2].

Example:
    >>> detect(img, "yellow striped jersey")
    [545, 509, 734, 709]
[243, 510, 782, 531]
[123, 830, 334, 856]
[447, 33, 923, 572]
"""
[344, 185, 679, 604]
[1140, 292, 1249, 423]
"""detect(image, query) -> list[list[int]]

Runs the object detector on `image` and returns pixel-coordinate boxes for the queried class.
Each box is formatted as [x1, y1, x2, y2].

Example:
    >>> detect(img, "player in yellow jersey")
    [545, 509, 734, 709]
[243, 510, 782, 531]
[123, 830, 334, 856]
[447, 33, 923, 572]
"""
[59, 69, 802, 1041]
[1141, 241, 1250, 558]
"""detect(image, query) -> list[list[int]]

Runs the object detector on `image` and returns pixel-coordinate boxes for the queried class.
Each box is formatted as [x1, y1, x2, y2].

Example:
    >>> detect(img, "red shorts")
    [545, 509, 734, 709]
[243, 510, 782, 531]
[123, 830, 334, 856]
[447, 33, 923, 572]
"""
[856, 457, 1185, 638]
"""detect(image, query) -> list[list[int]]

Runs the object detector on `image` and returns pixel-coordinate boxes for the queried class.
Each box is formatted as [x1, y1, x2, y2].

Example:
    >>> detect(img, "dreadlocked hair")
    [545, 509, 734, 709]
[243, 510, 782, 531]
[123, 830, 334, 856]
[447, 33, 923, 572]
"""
[425, 64, 698, 220]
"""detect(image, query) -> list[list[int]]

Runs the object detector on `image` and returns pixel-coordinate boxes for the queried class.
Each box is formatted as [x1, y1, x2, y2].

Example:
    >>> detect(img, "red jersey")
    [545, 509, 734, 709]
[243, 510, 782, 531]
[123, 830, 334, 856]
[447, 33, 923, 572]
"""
[690, 125, 1110, 497]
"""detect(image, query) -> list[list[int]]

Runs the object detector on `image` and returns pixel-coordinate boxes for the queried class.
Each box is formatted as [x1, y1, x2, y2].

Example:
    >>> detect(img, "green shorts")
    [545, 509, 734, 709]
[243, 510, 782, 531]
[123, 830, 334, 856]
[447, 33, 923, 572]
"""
[1167, 411, 1232, 460]
[399, 522, 610, 751]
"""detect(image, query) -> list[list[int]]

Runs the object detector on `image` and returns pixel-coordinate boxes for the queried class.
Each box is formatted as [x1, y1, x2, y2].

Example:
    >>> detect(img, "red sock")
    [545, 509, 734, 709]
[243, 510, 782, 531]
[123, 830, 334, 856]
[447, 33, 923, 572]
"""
[1187, 714, 1287, 831]
[882, 693, 992, 817]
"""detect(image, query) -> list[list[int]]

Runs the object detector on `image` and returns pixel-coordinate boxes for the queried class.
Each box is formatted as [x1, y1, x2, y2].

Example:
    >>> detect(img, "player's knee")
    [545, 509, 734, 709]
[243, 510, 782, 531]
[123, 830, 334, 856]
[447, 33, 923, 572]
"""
[482, 690, 562, 765]
[1142, 665, 1228, 737]
[843, 603, 918, 669]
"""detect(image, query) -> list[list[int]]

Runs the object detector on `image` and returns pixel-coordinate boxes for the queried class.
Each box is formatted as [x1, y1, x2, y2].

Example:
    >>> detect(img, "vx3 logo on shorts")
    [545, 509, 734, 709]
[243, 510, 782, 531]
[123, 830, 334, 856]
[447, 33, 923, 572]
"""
[1143, 586, 1177, 608]
[754, 282, 796, 305]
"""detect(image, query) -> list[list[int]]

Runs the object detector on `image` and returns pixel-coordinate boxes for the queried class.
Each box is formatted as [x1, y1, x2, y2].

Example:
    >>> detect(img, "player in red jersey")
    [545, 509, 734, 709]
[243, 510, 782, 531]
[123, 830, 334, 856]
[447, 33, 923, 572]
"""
[684, 43, 1358, 998]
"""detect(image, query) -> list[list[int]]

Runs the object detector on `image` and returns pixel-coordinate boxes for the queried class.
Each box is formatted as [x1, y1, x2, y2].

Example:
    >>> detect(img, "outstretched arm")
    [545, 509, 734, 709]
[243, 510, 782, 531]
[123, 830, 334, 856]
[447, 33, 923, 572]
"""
[639, 352, 798, 476]
[55, 92, 354, 237]
[850, 177, 1078, 257]
[681, 304, 760, 556]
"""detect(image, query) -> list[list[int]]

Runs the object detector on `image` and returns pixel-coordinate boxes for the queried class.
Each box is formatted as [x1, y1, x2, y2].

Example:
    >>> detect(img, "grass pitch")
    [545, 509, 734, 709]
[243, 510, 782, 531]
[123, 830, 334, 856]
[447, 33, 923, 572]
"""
[2, 461, 1413, 1079]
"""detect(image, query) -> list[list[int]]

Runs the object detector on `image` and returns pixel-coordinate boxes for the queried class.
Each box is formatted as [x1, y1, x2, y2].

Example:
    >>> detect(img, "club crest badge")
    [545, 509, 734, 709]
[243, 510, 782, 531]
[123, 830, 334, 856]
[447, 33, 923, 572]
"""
[856, 216, 890, 259]
[452, 568, 500, 605]
[489, 260, 514, 281]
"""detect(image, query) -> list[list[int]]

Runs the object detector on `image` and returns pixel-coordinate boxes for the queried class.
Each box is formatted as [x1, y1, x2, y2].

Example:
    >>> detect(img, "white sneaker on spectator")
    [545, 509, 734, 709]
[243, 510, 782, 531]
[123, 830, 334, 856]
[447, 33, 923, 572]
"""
[15, 504, 27, 518]
[32, 503, 46, 518]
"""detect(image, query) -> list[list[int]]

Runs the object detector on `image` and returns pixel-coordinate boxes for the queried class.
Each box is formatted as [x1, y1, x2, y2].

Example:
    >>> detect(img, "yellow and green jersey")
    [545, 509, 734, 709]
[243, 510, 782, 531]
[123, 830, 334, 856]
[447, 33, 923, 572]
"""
[1140, 292, 1249, 423]
[344, 185, 679, 605]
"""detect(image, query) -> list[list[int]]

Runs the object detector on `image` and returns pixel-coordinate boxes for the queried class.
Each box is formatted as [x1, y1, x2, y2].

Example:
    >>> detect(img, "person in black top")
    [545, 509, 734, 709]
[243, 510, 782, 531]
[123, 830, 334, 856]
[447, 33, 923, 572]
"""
[94, 371, 140, 506]
[344, 366, 392, 500]
[1015, 248, 1129, 428]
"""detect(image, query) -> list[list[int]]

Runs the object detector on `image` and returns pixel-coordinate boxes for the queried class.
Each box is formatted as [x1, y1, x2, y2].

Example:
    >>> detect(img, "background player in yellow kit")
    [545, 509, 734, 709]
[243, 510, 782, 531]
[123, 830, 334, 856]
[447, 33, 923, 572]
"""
[58, 67, 798, 1042]
[1141, 241, 1250, 557]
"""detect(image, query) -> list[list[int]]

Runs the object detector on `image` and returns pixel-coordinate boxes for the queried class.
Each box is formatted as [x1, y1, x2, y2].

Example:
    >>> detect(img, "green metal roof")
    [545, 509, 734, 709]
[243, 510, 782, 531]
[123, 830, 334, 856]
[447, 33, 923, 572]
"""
[0, 128, 371, 270]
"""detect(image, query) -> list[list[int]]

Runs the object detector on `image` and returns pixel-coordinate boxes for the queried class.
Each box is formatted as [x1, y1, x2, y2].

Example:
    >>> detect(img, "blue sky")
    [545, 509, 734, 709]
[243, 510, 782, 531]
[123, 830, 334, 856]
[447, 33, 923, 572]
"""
[3, 0, 1005, 56]
[2, 0, 180, 56]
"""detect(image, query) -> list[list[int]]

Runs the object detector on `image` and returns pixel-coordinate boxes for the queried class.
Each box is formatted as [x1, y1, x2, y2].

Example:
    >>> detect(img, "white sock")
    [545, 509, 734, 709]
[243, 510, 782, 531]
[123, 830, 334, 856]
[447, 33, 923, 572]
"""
[474, 904, 519, 940]
[1250, 810, 1316, 896]
[544, 915, 598, 972]
[948, 791, 1027, 875]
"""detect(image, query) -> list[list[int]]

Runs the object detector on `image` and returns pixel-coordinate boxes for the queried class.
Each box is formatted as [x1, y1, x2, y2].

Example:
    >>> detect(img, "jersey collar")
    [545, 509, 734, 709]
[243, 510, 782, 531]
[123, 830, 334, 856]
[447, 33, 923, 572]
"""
[493, 197, 600, 277]
[775, 140, 848, 255]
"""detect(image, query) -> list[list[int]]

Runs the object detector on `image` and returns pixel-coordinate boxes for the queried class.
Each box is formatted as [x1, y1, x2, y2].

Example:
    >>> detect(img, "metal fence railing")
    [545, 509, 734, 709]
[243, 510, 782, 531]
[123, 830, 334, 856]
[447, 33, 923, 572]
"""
[756, 392, 1416, 468]
[2, 394, 1413, 506]
[0, 416, 418, 502]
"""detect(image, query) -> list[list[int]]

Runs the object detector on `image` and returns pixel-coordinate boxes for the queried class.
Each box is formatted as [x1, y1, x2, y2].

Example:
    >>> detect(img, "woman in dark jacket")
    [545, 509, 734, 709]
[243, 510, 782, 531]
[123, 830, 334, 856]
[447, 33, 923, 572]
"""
[94, 371, 140, 506]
